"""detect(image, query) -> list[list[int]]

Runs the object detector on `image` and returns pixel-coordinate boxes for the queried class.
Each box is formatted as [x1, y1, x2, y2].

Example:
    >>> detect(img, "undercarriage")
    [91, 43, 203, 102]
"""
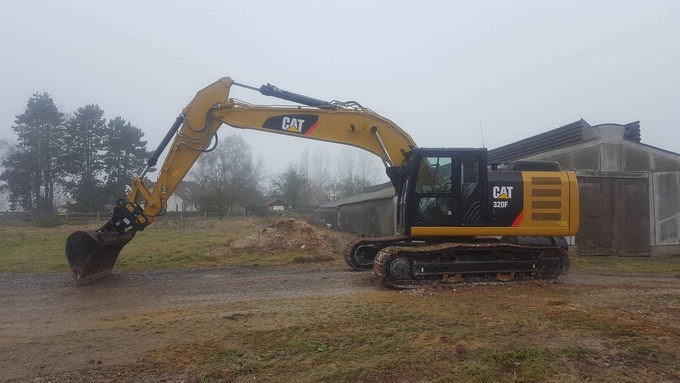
[345, 236, 569, 289]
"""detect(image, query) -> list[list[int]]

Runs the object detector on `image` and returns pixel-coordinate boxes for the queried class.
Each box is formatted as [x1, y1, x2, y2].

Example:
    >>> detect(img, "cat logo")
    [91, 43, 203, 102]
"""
[262, 115, 319, 135]
[492, 186, 513, 199]
[281, 116, 305, 133]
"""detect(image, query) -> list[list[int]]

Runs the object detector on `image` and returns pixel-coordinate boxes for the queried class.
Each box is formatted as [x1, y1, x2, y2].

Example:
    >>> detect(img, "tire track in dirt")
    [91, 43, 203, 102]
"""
[2, 266, 677, 382]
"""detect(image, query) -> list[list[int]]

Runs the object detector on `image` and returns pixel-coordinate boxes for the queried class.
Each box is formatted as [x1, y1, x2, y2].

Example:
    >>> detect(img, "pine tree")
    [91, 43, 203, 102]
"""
[62, 104, 107, 212]
[0, 93, 65, 212]
[102, 117, 149, 203]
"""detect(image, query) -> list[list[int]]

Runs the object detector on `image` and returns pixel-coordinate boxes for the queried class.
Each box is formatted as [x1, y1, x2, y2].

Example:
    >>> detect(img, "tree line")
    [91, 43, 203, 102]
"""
[191, 136, 383, 213]
[0, 93, 384, 213]
[0, 93, 149, 212]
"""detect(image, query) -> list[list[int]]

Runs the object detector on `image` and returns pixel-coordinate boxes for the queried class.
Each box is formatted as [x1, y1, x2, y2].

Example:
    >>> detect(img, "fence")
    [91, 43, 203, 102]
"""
[0, 209, 311, 226]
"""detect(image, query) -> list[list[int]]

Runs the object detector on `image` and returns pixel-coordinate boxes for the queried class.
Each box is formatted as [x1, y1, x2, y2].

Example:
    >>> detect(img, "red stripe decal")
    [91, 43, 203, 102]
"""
[511, 211, 524, 227]
[304, 121, 319, 135]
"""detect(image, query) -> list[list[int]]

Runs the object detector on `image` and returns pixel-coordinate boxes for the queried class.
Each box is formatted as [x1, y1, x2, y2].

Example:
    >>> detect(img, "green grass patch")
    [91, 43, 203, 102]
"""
[547, 310, 638, 337]
[560, 347, 593, 361]
[205, 350, 240, 367]
[281, 337, 332, 354]
[628, 342, 658, 357]
[0, 225, 78, 272]
[33, 216, 67, 228]
[457, 360, 497, 383]
[492, 348, 554, 381]
[322, 366, 364, 382]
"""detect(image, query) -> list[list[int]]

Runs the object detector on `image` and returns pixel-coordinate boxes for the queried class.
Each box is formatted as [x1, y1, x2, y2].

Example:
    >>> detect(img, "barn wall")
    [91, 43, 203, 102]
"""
[576, 176, 651, 256]
[336, 197, 396, 236]
[521, 137, 680, 256]
[651, 172, 680, 253]
[312, 208, 339, 228]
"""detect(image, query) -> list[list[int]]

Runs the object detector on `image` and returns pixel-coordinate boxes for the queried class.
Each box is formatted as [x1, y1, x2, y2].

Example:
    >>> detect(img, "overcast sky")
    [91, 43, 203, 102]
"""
[1, 0, 678, 181]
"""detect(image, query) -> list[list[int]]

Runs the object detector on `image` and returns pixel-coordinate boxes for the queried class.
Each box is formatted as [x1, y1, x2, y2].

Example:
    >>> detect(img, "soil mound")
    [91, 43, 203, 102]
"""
[230, 218, 331, 253]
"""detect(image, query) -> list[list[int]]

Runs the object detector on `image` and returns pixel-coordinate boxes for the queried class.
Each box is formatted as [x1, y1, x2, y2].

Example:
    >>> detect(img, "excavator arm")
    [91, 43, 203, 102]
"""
[65, 77, 417, 284]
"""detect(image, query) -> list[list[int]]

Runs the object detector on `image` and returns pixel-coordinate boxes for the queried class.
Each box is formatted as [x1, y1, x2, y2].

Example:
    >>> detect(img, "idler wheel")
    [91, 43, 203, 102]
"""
[354, 245, 378, 267]
[389, 257, 411, 280]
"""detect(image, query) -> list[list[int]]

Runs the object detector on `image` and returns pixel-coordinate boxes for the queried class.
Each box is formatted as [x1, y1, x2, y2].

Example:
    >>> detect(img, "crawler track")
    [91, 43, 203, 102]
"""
[373, 242, 570, 288]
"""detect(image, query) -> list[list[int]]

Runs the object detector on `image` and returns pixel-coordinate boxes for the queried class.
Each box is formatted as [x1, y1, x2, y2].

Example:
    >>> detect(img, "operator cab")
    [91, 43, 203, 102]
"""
[396, 148, 488, 234]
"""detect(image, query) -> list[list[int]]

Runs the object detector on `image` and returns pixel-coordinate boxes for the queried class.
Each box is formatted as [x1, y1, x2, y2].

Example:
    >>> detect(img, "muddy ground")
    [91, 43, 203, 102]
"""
[1, 267, 679, 382]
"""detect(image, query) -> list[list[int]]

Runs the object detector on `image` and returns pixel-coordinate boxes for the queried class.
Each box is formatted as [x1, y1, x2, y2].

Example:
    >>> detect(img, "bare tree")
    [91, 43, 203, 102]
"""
[270, 162, 310, 211]
[333, 147, 381, 199]
[189, 134, 263, 212]
[298, 147, 310, 180]
[309, 149, 334, 198]
[354, 150, 381, 189]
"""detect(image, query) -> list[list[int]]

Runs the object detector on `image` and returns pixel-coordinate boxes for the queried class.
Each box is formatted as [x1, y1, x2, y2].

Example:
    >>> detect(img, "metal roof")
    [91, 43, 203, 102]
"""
[316, 184, 395, 209]
[487, 120, 588, 164]
[174, 181, 206, 201]
[487, 119, 642, 164]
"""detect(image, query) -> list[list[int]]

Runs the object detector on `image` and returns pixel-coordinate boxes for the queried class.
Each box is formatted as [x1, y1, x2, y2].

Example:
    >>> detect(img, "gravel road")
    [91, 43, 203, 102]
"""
[2, 266, 677, 382]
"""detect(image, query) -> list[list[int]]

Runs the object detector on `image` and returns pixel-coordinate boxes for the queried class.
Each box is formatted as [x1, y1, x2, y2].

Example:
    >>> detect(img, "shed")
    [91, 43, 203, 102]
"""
[314, 181, 396, 236]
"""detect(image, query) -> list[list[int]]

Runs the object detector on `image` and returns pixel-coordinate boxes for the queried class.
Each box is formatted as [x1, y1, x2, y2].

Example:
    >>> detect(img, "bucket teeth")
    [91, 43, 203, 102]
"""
[65, 230, 135, 284]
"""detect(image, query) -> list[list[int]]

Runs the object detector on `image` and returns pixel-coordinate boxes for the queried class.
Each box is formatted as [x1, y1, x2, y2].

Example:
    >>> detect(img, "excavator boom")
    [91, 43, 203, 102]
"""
[66, 76, 577, 287]
[65, 77, 418, 284]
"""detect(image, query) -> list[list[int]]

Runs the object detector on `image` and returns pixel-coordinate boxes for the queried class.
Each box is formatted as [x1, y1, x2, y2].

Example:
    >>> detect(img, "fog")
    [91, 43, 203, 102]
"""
[1, 0, 678, 180]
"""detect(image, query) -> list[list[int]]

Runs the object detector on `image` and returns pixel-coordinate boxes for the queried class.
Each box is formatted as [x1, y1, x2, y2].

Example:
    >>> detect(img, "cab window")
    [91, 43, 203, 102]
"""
[415, 157, 452, 193]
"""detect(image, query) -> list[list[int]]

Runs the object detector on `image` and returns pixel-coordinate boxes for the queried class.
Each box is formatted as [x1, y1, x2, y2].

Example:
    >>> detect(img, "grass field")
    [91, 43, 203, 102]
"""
[0, 217, 353, 273]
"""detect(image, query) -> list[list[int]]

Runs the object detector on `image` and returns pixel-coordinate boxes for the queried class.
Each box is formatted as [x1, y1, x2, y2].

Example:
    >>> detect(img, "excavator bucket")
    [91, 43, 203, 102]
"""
[65, 230, 136, 285]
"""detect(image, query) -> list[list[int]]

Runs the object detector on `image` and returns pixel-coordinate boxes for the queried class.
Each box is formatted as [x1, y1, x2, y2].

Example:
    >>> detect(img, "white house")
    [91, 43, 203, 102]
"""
[264, 199, 287, 211]
[166, 181, 205, 212]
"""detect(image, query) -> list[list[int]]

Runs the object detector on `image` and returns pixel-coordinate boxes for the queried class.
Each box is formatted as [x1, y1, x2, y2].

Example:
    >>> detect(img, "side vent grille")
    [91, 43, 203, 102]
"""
[529, 177, 564, 222]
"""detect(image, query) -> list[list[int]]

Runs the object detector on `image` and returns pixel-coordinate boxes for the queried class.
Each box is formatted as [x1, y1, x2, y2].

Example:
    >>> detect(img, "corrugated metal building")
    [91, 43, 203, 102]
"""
[315, 120, 680, 256]
[490, 120, 680, 256]
[313, 182, 396, 236]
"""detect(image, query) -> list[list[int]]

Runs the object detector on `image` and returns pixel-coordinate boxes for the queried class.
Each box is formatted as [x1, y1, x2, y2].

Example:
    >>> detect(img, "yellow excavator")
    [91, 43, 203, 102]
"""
[65, 77, 579, 288]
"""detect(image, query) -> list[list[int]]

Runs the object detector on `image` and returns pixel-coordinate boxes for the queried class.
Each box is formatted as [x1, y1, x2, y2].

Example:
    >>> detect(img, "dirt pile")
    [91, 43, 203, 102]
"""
[229, 218, 337, 254]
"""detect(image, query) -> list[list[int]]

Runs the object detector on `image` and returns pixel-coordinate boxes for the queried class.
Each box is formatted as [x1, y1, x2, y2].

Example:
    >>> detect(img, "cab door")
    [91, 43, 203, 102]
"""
[402, 149, 487, 232]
